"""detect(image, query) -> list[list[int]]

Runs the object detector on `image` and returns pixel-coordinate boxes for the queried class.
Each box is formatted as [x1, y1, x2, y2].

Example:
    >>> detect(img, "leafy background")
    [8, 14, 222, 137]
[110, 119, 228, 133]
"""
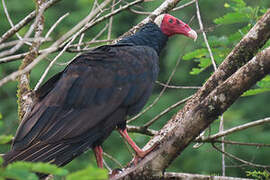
[0, 0, 270, 179]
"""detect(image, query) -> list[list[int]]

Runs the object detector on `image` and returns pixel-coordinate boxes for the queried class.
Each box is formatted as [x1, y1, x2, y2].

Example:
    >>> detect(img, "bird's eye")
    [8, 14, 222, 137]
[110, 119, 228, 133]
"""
[168, 18, 173, 23]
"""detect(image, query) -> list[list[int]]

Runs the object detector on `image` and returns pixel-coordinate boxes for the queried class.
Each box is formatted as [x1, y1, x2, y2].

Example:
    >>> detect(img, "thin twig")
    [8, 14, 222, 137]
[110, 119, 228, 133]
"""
[63, 23, 109, 66]
[198, 117, 270, 141]
[127, 125, 158, 136]
[195, 0, 217, 70]
[220, 115, 226, 176]
[35, 0, 143, 90]
[128, 8, 151, 15]
[156, 81, 201, 89]
[45, 12, 69, 40]
[77, 33, 85, 51]
[102, 158, 112, 172]
[193, 0, 218, 150]
[92, 24, 109, 43]
[70, 39, 114, 48]
[212, 143, 270, 169]
[143, 96, 192, 128]
[0, 0, 62, 44]
[0, 39, 114, 64]
[164, 172, 252, 180]
[2, 0, 32, 46]
[195, 139, 270, 147]
[103, 152, 124, 168]
[172, 0, 196, 11]
[107, 0, 115, 43]
[0, 0, 143, 88]
[0, 37, 49, 50]
[34, 34, 77, 91]
[0, 3, 47, 59]
[0, 26, 35, 58]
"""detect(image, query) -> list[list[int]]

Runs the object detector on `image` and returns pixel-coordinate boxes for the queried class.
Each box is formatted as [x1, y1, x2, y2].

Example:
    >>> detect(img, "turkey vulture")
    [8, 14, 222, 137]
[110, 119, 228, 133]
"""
[3, 14, 197, 170]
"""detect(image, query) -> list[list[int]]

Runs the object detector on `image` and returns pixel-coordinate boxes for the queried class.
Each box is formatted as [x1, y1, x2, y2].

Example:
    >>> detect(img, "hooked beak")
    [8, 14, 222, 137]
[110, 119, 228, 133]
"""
[187, 29, 198, 41]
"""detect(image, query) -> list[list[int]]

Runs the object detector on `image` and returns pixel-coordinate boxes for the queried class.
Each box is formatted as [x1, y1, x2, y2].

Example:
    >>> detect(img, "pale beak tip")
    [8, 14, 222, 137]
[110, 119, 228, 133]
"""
[188, 29, 198, 42]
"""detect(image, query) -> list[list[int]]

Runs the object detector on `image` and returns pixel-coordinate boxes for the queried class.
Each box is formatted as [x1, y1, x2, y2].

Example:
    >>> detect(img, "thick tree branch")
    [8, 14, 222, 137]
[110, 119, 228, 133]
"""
[112, 44, 270, 179]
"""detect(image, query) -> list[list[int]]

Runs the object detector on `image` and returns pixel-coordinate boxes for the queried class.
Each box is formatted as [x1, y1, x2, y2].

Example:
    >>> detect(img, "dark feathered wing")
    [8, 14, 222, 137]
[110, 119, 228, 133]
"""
[3, 44, 159, 167]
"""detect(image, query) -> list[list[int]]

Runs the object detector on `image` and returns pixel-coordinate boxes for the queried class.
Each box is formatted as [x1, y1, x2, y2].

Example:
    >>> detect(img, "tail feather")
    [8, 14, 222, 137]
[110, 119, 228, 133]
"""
[3, 141, 92, 167]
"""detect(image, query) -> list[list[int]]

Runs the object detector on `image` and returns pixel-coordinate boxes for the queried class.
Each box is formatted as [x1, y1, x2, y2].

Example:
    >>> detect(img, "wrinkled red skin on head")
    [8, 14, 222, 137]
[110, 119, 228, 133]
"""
[160, 14, 192, 37]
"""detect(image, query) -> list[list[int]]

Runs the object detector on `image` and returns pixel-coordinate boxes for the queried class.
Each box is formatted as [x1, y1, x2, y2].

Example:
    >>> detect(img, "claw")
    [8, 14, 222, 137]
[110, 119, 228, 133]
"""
[118, 128, 157, 164]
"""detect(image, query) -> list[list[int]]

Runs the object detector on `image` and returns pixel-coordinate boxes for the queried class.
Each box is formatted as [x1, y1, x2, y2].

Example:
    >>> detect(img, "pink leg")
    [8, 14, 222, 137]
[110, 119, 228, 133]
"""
[94, 146, 103, 168]
[118, 129, 154, 158]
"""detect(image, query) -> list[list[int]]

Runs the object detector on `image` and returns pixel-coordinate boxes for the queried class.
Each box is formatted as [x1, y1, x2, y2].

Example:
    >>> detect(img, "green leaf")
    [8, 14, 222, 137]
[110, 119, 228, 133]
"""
[7, 162, 68, 176]
[242, 88, 270, 97]
[183, 49, 208, 61]
[198, 58, 211, 68]
[214, 12, 248, 25]
[66, 166, 108, 180]
[0, 135, 13, 144]
[190, 68, 204, 75]
[31, 163, 68, 176]
[3, 169, 38, 180]
[224, 3, 230, 8]
[257, 76, 270, 88]
[230, 0, 246, 11]
[0, 157, 3, 165]
[260, 8, 267, 14]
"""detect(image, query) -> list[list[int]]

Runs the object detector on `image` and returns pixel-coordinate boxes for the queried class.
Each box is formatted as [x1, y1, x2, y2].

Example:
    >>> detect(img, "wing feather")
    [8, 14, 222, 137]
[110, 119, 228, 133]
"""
[12, 45, 159, 151]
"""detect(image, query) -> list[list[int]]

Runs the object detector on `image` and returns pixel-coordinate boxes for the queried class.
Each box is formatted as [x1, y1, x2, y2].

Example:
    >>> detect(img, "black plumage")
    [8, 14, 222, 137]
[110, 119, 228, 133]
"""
[3, 22, 168, 167]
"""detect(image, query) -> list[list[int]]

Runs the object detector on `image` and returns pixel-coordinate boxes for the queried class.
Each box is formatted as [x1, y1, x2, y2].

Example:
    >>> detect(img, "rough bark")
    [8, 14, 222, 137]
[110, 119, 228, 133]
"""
[17, 0, 45, 120]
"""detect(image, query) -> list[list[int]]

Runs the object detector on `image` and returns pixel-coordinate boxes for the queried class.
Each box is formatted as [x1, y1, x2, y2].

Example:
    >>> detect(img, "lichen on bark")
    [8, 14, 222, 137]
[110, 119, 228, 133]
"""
[17, 0, 45, 121]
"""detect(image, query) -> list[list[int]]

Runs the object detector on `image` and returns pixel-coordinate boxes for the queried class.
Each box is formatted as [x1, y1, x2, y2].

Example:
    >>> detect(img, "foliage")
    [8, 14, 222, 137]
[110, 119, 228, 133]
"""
[246, 170, 270, 180]
[0, 159, 67, 180]
[0, 135, 13, 144]
[66, 166, 108, 180]
[0, 158, 107, 180]
[182, 0, 270, 96]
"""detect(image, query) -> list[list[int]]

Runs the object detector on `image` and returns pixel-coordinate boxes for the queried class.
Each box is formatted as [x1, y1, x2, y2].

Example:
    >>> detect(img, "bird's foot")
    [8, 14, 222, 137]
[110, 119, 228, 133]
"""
[94, 146, 103, 168]
[109, 168, 122, 178]
[129, 143, 158, 166]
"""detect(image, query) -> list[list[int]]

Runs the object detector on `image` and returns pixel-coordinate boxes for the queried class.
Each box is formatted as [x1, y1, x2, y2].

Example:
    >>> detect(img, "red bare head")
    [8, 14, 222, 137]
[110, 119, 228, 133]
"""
[154, 14, 197, 41]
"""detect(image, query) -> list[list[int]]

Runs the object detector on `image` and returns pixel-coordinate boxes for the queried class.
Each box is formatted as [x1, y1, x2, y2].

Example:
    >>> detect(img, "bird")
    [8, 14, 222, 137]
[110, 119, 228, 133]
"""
[3, 14, 197, 172]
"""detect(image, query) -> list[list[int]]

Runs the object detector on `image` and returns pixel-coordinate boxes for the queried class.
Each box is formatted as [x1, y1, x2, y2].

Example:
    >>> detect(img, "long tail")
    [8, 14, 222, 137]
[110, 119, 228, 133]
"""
[3, 141, 92, 166]
[3, 141, 93, 179]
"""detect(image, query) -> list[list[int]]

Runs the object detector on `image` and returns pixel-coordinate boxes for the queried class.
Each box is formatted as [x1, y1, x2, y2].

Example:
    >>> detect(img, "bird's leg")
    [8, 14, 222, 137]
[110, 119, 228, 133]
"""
[118, 128, 154, 158]
[93, 146, 103, 168]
